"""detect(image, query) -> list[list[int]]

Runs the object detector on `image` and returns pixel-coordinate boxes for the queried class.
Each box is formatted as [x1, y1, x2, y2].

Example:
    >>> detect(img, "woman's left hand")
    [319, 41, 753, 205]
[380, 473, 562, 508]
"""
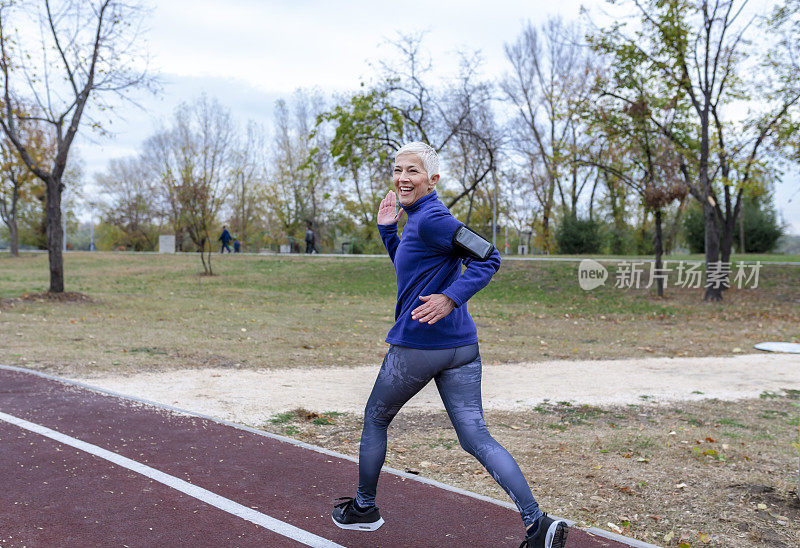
[411, 294, 455, 325]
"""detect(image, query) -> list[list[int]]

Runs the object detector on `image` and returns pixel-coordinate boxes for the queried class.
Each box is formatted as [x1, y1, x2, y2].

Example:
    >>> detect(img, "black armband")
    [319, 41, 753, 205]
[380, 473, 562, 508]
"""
[452, 225, 495, 260]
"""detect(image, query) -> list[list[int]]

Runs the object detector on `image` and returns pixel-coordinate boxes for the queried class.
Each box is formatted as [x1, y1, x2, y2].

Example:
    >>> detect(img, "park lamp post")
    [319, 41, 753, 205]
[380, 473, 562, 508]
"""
[88, 201, 97, 251]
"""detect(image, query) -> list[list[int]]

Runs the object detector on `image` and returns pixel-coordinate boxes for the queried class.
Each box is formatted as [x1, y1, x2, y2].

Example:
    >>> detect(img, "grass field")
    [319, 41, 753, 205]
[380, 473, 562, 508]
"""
[0, 251, 798, 374]
[1, 251, 799, 546]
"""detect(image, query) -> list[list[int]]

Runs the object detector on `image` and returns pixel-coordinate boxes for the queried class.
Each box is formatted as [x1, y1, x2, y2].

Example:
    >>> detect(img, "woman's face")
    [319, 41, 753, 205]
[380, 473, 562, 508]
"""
[393, 153, 439, 207]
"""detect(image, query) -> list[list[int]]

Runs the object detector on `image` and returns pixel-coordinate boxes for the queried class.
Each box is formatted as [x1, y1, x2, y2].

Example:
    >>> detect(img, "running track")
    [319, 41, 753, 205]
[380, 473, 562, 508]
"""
[0, 366, 654, 547]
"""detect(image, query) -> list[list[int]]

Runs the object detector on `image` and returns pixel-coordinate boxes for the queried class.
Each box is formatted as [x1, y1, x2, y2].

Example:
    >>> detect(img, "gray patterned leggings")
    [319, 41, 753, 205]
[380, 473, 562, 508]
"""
[355, 343, 542, 527]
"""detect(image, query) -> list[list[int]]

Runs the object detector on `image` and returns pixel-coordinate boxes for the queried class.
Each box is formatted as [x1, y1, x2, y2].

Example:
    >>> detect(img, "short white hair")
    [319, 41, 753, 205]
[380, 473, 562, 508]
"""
[394, 141, 439, 177]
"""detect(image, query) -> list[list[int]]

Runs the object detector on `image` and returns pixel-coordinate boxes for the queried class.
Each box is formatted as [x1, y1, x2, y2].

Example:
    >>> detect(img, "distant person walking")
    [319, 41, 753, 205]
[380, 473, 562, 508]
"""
[305, 223, 317, 254]
[218, 226, 232, 253]
[330, 142, 568, 548]
[233, 239, 241, 253]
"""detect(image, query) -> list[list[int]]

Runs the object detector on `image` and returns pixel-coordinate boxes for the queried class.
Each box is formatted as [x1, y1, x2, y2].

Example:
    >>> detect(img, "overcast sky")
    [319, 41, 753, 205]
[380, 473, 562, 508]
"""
[74, 0, 799, 233]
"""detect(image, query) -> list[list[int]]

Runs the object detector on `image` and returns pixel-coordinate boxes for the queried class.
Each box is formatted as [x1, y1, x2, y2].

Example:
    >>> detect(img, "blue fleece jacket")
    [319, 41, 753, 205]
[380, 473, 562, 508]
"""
[378, 191, 501, 350]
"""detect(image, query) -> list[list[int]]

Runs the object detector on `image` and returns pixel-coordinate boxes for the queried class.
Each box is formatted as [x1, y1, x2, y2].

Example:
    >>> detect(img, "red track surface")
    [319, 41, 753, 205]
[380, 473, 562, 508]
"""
[0, 367, 638, 547]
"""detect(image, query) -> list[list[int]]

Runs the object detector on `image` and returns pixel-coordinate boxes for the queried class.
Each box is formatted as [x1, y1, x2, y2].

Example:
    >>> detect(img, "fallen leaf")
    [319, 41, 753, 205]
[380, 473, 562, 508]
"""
[757, 503, 767, 510]
[699, 532, 710, 543]
[664, 531, 675, 542]
[768, 510, 789, 521]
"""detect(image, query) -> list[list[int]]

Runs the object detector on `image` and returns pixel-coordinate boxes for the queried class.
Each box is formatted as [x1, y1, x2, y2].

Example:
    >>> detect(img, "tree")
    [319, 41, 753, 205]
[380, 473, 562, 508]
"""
[267, 90, 334, 248]
[736, 195, 783, 253]
[0, 115, 49, 255]
[318, 34, 498, 247]
[585, 46, 690, 294]
[227, 120, 268, 251]
[440, 53, 502, 228]
[589, 0, 800, 301]
[0, 0, 151, 292]
[143, 130, 187, 251]
[501, 17, 597, 253]
[151, 95, 235, 274]
[95, 155, 160, 250]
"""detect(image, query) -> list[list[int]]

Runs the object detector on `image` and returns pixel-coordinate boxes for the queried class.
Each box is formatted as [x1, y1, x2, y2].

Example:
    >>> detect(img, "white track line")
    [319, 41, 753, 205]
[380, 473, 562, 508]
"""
[0, 410, 344, 548]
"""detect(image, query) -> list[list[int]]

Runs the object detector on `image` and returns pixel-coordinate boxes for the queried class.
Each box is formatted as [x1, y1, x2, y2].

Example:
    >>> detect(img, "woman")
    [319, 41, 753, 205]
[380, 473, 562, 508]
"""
[332, 142, 568, 548]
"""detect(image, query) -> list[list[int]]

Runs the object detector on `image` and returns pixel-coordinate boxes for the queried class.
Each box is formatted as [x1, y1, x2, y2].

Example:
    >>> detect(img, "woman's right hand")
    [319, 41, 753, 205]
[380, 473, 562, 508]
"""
[377, 191, 405, 225]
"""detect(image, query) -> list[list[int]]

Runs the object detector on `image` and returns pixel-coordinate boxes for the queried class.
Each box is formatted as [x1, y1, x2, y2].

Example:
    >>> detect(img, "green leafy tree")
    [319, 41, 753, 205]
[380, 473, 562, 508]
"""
[318, 34, 498, 245]
[0, 115, 49, 255]
[736, 196, 784, 253]
[589, 0, 800, 301]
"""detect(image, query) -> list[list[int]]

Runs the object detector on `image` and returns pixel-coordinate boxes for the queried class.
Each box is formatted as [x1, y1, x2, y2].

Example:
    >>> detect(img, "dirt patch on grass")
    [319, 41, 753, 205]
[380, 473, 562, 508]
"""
[258, 395, 800, 547]
[18, 291, 93, 303]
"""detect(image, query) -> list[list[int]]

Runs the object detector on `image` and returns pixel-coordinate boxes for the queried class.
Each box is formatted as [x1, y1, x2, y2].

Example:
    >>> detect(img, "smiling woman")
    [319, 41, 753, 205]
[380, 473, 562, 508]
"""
[331, 142, 569, 548]
[392, 142, 440, 207]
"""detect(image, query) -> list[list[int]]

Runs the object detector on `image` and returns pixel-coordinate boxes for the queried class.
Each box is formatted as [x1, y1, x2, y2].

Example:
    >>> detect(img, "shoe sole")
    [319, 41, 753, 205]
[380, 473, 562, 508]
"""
[546, 520, 568, 548]
[331, 515, 385, 531]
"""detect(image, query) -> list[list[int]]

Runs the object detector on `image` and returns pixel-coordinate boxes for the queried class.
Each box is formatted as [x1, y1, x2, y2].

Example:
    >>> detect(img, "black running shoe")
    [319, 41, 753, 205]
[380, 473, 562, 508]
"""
[519, 513, 569, 548]
[331, 497, 385, 531]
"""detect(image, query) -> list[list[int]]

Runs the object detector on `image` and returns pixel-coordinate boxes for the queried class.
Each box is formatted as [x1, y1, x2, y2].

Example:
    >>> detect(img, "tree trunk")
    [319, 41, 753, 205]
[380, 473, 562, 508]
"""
[542, 177, 556, 254]
[465, 192, 475, 226]
[9, 219, 19, 256]
[739, 205, 745, 254]
[541, 211, 551, 254]
[718, 190, 742, 291]
[206, 235, 213, 275]
[663, 196, 687, 255]
[4, 185, 21, 256]
[45, 176, 65, 293]
[702, 201, 721, 302]
[719, 215, 735, 289]
[654, 208, 664, 297]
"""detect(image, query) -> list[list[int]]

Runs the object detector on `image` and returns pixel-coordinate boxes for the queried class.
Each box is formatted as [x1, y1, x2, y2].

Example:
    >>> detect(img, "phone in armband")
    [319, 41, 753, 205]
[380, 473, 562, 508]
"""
[452, 225, 495, 261]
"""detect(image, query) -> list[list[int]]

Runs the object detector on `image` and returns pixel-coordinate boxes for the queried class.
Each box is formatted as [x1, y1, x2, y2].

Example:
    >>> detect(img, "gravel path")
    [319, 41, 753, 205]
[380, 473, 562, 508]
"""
[67, 353, 800, 425]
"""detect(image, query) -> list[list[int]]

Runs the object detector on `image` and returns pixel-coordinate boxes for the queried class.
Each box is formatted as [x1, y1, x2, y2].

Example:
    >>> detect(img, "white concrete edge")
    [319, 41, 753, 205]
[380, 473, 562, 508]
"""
[0, 364, 661, 547]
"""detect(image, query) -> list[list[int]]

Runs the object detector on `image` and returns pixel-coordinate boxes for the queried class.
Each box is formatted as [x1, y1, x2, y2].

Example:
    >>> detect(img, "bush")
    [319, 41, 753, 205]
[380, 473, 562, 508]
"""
[603, 223, 636, 255]
[556, 215, 601, 254]
[683, 197, 783, 254]
[736, 197, 783, 253]
[634, 226, 655, 255]
[682, 203, 708, 254]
